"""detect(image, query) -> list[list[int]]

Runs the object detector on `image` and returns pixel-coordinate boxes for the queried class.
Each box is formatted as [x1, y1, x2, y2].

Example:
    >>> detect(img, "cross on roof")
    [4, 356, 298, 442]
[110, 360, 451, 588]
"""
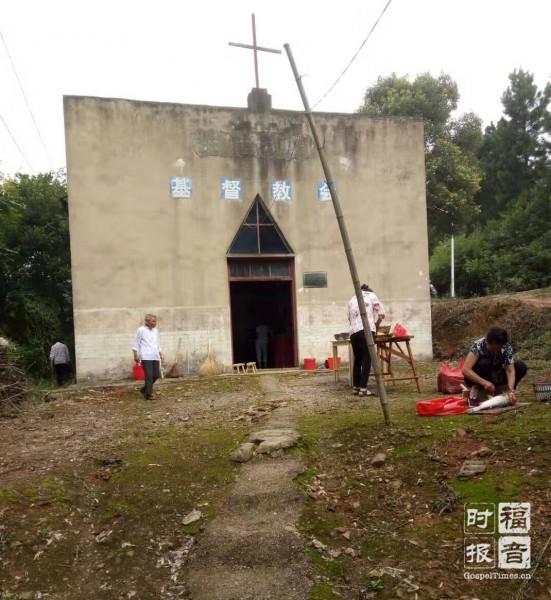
[228, 13, 282, 89]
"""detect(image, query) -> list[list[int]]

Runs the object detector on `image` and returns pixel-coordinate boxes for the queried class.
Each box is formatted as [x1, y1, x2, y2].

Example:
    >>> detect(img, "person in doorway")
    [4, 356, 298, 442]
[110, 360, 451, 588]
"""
[462, 327, 528, 406]
[49, 339, 71, 386]
[347, 284, 386, 397]
[255, 323, 270, 369]
[132, 314, 163, 400]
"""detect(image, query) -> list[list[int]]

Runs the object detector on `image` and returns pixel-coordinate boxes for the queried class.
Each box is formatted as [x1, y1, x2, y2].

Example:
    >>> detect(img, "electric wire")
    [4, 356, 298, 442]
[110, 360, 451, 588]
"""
[311, 0, 393, 109]
[0, 110, 34, 172]
[0, 28, 53, 168]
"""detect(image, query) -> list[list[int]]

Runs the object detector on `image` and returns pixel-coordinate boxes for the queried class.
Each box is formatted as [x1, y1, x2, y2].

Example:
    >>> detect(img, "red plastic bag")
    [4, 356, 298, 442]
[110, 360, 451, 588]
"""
[393, 323, 409, 337]
[437, 360, 465, 394]
[416, 396, 467, 416]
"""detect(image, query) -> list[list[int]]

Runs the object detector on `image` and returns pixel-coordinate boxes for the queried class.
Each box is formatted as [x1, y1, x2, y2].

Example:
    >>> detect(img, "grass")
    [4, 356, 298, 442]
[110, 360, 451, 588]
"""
[295, 362, 551, 599]
[0, 420, 246, 598]
[309, 582, 342, 600]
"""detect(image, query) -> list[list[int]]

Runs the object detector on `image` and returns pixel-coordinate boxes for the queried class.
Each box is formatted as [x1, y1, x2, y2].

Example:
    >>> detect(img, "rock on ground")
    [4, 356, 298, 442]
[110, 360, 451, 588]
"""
[249, 429, 300, 444]
[370, 452, 387, 467]
[230, 442, 256, 463]
[256, 435, 298, 454]
[458, 459, 487, 479]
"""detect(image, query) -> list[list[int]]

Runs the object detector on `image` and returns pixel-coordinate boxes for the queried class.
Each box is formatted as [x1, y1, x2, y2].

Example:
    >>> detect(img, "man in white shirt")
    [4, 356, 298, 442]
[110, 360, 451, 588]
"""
[49, 340, 71, 386]
[347, 284, 386, 397]
[132, 314, 163, 400]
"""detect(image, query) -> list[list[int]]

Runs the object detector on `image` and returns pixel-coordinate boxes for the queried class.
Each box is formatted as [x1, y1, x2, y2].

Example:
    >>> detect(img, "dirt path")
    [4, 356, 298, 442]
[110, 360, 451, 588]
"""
[185, 375, 310, 599]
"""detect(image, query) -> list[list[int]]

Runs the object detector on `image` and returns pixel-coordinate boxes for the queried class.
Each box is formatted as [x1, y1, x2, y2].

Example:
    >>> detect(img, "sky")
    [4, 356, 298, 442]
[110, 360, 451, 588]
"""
[1, 0, 550, 175]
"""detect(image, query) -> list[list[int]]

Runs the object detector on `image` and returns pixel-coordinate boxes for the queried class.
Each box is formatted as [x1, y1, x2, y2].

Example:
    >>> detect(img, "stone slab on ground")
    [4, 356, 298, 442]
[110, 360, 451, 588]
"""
[256, 436, 298, 453]
[249, 429, 300, 444]
[230, 442, 255, 463]
[458, 459, 487, 479]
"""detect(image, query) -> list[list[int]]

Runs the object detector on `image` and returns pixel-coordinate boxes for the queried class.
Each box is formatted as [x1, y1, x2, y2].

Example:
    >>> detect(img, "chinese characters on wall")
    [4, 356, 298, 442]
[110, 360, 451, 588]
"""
[169, 176, 336, 203]
[170, 176, 192, 199]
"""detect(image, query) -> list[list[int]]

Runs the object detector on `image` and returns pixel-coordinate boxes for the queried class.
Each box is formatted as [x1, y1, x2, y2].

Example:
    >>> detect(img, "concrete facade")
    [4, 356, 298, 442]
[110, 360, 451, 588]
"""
[64, 95, 432, 380]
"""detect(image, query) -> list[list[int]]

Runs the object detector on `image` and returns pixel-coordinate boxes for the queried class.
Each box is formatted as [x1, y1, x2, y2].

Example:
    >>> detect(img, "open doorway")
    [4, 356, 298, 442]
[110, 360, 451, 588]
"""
[229, 279, 295, 368]
[226, 194, 297, 369]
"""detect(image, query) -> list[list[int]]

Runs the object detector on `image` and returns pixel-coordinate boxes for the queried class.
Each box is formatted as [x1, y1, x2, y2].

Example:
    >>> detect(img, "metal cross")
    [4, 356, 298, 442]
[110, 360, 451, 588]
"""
[229, 13, 282, 88]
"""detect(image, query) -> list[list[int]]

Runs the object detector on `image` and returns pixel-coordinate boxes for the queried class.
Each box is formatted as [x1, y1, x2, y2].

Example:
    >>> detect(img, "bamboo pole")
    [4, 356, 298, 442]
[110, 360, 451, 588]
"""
[284, 43, 391, 425]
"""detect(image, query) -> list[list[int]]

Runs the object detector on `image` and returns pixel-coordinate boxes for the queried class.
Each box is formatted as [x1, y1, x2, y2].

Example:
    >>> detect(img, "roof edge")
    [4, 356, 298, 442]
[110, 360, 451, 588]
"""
[63, 94, 425, 123]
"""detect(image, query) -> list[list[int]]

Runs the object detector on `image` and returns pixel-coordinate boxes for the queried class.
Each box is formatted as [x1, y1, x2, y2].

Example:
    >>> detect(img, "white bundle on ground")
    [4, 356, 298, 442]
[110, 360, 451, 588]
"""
[468, 393, 512, 414]
[198, 347, 224, 377]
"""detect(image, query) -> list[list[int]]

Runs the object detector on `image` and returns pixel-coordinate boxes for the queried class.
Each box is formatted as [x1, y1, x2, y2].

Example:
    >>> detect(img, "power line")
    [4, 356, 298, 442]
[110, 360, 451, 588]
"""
[0, 110, 34, 172]
[0, 28, 53, 169]
[312, 0, 393, 109]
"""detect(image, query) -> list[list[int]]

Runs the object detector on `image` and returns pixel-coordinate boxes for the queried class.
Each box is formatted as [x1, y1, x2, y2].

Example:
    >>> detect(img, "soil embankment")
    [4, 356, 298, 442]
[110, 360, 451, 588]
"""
[432, 288, 551, 360]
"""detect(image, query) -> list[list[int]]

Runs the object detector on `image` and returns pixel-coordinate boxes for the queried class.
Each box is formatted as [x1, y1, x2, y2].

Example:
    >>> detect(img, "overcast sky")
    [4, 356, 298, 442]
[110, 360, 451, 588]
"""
[1, 0, 550, 175]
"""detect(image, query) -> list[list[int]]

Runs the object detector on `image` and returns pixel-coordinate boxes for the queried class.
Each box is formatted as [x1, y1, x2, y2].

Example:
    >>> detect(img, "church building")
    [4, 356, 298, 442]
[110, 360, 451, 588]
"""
[64, 87, 432, 380]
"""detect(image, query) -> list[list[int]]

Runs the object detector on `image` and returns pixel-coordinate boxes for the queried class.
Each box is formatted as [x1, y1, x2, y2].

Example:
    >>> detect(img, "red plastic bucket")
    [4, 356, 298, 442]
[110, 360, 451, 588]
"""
[303, 358, 316, 371]
[325, 357, 342, 370]
[133, 363, 145, 380]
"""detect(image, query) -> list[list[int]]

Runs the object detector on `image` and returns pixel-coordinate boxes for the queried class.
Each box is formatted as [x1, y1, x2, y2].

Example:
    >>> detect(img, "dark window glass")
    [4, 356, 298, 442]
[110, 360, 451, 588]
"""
[257, 203, 271, 224]
[229, 196, 293, 255]
[230, 226, 258, 253]
[229, 262, 250, 277]
[260, 227, 289, 253]
[244, 206, 257, 224]
[250, 262, 270, 276]
[270, 262, 289, 276]
[303, 272, 328, 288]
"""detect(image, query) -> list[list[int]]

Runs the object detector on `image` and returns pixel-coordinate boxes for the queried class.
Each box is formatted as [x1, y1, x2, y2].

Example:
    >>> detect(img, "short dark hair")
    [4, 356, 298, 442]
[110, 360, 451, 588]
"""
[360, 283, 372, 292]
[486, 327, 509, 345]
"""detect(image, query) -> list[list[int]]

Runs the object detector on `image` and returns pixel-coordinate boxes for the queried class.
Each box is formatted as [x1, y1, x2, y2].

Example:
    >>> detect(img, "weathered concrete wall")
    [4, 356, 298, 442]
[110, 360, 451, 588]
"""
[64, 96, 431, 380]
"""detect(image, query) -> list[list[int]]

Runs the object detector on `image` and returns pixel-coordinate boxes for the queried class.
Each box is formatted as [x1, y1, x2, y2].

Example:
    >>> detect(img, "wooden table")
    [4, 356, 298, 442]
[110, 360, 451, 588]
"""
[375, 334, 421, 392]
[331, 334, 421, 392]
[331, 339, 353, 384]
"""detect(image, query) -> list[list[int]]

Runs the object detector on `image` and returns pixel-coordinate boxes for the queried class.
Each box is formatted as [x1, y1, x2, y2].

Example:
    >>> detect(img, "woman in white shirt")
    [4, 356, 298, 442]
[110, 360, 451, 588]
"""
[347, 284, 385, 397]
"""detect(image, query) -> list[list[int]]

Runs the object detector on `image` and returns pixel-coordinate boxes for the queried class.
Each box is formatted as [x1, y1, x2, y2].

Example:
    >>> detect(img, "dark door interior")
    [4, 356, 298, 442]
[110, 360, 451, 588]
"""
[230, 280, 295, 368]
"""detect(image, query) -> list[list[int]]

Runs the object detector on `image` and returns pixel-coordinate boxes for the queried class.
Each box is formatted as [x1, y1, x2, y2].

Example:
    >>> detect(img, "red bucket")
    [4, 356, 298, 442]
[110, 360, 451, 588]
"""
[133, 363, 145, 380]
[325, 357, 342, 370]
[303, 358, 317, 371]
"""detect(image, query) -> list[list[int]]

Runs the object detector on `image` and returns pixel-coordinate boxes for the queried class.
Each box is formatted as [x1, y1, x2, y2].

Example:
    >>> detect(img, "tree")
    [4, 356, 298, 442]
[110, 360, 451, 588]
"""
[430, 231, 493, 297]
[431, 173, 551, 296]
[360, 72, 459, 143]
[0, 172, 72, 378]
[479, 69, 551, 218]
[450, 112, 484, 156]
[359, 73, 482, 249]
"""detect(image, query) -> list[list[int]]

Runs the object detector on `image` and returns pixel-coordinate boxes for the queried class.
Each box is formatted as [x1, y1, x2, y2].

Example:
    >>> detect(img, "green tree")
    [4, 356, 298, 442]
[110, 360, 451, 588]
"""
[360, 72, 459, 142]
[359, 73, 482, 248]
[0, 172, 73, 378]
[430, 231, 493, 297]
[479, 69, 551, 218]
[431, 174, 551, 296]
[450, 112, 484, 155]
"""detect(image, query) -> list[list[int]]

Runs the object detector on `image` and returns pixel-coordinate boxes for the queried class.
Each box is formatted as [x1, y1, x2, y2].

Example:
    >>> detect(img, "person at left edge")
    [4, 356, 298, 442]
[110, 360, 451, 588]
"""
[49, 339, 71, 386]
[132, 314, 163, 400]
